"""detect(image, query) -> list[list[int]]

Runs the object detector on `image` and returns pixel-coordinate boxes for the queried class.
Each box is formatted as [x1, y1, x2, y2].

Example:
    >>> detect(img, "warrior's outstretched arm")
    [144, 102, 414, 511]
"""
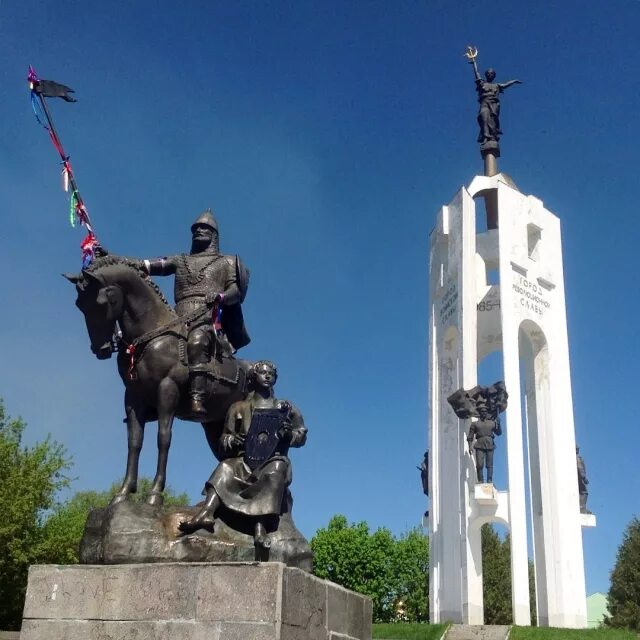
[498, 79, 522, 90]
[142, 257, 178, 276]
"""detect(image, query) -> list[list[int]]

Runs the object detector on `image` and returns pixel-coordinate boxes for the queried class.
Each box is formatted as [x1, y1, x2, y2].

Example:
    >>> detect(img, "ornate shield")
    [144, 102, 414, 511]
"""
[235, 255, 250, 303]
[244, 408, 286, 470]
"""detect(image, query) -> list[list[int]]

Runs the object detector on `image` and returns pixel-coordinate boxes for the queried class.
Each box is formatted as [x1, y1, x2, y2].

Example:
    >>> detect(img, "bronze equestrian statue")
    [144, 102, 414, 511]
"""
[64, 211, 251, 506]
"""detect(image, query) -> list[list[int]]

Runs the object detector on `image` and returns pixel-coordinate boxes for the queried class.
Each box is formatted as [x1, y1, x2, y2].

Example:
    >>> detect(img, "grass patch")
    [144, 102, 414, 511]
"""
[372, 623, 448, 639]
[510, 626, 639, 639]
[372, 624, 639, 639]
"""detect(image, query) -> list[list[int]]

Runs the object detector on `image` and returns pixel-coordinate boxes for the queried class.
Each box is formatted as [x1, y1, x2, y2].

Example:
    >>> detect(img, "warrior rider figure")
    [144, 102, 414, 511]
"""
[141, 210, 250, 416]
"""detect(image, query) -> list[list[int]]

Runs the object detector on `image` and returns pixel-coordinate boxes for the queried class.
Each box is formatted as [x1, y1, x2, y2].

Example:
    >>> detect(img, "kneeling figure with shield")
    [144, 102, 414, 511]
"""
[179, 360, 307, 550]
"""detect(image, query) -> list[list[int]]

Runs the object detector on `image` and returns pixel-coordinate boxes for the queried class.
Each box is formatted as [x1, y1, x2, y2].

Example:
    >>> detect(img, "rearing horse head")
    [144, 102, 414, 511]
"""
[64, 259, 126, 360]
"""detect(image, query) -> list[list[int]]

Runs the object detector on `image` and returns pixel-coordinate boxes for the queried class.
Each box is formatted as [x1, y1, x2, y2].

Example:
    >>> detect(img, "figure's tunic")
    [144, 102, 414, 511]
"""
[147, 251, 250, 350]
[467, 418, 501, 451]
[206, 399, 307, 517]
[172, 253, 237, 321]
[476, 81, 503, 142]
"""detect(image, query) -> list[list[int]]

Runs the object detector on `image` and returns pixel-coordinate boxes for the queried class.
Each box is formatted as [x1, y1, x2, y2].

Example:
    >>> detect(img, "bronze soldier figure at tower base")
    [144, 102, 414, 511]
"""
[467, 407, 502, 483]
[576, 446, 591, 514]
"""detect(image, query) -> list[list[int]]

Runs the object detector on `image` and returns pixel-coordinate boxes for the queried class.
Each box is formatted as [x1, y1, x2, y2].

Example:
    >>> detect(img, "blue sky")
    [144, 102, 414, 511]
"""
[1, 1, 639, 597]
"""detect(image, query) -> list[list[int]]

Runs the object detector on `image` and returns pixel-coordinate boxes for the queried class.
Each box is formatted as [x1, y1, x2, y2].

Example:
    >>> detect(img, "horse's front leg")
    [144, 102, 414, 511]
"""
[147, 377, 180, 506]
[111, 389, 146, 505]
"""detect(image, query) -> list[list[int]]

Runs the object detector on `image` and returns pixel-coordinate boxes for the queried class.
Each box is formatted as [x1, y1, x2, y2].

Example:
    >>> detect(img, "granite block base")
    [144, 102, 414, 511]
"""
[21, 562, 372, 640]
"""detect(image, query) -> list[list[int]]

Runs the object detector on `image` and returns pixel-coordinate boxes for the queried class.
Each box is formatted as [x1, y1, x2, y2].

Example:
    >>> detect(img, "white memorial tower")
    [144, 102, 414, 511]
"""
[427, 48, 595, 629]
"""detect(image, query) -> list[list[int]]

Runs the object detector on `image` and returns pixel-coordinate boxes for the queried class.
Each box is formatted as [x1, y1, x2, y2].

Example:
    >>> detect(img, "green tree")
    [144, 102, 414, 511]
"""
[605, 516, 640, 630]
[311, 515, 428, 623]
[528, 555, 537, 626]
[481, 525, 537, 625]
[0, 401, 72, 630]
[482, 524, 513, 624]
[393, 528, 429, 622]
[34, 478, 189, 565]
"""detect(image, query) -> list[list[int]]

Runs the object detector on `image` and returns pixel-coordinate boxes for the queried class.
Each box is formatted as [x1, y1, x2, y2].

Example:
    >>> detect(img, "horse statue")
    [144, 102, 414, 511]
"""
[64, 255, 250, 506]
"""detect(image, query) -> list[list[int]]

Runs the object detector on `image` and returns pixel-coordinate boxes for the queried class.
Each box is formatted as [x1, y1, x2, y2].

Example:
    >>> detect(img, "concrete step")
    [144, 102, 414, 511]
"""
[445, 624, 511, 640]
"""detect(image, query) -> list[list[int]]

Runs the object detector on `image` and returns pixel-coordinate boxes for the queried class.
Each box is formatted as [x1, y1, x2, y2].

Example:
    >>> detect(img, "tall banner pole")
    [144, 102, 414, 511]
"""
[28, 65, 102, 266]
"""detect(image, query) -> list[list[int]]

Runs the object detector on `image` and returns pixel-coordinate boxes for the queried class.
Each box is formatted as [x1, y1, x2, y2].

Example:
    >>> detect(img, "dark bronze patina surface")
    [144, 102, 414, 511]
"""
[66, 214, 310, 565]
[448, 382, 508, 484]
[179, 361, 308, 557]
[465, 46, 522, 175]
[576, 446, 591, 514]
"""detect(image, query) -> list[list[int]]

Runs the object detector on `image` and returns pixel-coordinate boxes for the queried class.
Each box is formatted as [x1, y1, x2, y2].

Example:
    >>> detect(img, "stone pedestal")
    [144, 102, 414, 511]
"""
[21, 562, 372, 640]
[580, 513, 597, 528]
[474, 483, 498, 505]
[80, 501, 313, 571]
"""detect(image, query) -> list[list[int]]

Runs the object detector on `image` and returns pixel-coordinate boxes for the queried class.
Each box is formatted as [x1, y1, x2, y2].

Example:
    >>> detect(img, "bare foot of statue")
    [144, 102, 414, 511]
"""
[178, 508, 215, 534]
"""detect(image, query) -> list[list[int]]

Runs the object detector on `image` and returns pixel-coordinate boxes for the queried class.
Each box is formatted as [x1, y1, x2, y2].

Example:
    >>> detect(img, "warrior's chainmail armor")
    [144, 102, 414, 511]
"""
[142, 210, 249, 415]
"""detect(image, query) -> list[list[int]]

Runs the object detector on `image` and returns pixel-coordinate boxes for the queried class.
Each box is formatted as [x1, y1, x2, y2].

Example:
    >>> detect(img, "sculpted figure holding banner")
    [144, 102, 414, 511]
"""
[140, 209, 250, 416]
[179, 360, 307, 550]
[448, 381, 508, 484]
[467, 406, 502, 484]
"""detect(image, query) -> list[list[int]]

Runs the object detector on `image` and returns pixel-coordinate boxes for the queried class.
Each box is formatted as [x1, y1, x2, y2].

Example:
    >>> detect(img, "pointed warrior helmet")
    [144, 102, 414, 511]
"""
[191, 208, 219, 234]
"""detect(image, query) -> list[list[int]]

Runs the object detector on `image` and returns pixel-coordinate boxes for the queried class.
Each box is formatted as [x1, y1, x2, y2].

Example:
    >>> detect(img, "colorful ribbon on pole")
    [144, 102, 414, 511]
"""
[28, 65, 101, 267]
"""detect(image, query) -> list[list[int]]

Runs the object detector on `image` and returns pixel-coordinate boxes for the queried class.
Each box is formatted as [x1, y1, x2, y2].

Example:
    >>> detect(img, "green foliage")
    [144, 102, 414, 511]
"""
[0, 401, 72, 630]
[511, 626, 638, 639]
[481, 525, 537, 625]
[605, 516, 640, 630]
[0, 396, 190, 630]
[311, 515, 428, 623]
[528, 554, 537, 625]
[34, 478, 189, 566]
[372, 622, 448, 639]
[373, 624, 636, 640]
[482, 524, 513, 624]
[394, 529, 429, 623]
[311, 515, 395, 621]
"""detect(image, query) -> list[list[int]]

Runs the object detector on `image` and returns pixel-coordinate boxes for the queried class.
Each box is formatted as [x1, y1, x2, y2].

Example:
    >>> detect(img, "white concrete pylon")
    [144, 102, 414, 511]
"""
[427, 174, 589, 628]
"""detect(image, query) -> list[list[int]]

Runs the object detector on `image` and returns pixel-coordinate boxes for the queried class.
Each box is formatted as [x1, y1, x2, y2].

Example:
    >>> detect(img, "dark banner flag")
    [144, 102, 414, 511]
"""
[34, 79, 77, 102]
